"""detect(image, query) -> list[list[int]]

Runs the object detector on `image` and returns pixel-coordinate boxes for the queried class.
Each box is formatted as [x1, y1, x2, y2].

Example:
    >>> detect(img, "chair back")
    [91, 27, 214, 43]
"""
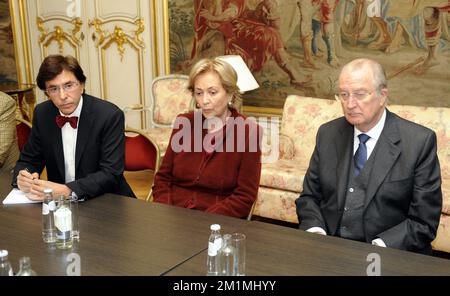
[150, 74, 194, 127]
[16, 118, 32, 152]
[124, 128, 161, 201]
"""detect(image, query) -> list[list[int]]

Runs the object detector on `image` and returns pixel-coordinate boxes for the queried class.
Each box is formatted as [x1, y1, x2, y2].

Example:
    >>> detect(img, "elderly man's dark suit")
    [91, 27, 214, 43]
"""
[296, 109, 442, 254]
[12, 94, 134, 199]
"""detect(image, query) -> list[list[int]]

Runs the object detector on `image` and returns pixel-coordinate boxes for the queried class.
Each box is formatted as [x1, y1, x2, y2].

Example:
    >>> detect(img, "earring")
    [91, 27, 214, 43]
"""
[228, 101, 233, 107]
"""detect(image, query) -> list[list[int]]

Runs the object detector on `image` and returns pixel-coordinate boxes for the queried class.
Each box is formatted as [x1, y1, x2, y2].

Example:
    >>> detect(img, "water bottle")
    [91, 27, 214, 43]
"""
[42, 188, 57, 243]
[54, 195, 73, 249]
[16, 257, 37, 276]
[220, 234, 235, 276]
[0, 250, 13, 276]
[206, 224, 222, 276]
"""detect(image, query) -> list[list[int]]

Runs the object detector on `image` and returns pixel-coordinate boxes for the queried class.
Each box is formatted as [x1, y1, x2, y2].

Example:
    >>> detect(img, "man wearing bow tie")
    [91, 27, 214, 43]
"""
[12, 55, 135, 200]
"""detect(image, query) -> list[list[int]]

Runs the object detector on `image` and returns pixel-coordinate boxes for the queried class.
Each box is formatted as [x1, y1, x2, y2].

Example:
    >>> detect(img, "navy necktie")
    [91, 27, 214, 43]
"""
[354, 133, 370, 176]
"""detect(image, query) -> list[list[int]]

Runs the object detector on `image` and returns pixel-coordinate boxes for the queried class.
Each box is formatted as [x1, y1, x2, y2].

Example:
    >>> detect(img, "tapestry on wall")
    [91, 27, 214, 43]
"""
[168, 0, 450, 111]
[0, 0, 17, 83]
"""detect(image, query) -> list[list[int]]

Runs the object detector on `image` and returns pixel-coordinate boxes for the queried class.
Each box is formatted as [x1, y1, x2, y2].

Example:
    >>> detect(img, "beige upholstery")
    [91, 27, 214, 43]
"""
[256, 95, 450, 253]
[150, 74, 193, 127]
[145, 74, 194, 155]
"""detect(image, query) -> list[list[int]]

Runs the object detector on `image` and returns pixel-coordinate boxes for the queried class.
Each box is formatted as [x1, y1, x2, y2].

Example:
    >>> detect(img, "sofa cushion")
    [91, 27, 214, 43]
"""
[280, 95, 343, 167]
[254, 187, 299, 224]
[432, 213, 450, 253]
[442, 178, 450, 215]
[260, 160, 307, 193]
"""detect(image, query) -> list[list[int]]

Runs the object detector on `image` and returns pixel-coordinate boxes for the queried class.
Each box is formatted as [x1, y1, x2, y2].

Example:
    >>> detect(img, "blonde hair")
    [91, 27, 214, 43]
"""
[188, 57, 242, 110]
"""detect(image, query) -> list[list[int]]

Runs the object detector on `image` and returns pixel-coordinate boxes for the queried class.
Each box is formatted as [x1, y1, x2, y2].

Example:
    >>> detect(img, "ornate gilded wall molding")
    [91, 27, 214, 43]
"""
[71, 18, 84, 45]
[88, 18, 105, 46]
[37, 17, 84, 53]
[134, 19, 145, 48]
[37, 17, 48, 43]
[88, 18, 145, 61]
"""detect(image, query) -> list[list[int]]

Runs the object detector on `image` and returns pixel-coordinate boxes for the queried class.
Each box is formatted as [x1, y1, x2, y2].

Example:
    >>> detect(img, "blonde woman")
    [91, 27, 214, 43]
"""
[153, 57, 262, 218]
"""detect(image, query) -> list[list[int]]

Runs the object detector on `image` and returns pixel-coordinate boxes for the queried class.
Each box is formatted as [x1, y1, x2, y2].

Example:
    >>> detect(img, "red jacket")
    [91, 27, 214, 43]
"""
[153, 109, 262, 218]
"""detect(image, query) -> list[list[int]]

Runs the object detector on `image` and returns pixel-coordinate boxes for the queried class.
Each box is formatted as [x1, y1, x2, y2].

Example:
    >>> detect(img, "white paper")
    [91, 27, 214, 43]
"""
[2, 189, 41, 204]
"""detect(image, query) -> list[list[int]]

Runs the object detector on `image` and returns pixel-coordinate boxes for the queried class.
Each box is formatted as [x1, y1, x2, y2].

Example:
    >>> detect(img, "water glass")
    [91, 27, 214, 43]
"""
[231, 233, 246, 276]
[70, 195, 79, 241]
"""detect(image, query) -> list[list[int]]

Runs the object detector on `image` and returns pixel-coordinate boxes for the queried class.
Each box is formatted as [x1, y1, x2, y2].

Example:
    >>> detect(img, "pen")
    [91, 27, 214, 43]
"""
[25, 168, 36, 180]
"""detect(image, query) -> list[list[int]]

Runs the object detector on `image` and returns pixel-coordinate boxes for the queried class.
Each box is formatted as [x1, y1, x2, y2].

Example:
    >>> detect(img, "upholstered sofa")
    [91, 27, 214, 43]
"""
[254, 95, 450, 253]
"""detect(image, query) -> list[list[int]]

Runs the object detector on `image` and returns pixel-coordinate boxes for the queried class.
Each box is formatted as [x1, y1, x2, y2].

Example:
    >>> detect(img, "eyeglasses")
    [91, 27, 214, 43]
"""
[335, 90, 375, 102]
[45, 81, 80, 96]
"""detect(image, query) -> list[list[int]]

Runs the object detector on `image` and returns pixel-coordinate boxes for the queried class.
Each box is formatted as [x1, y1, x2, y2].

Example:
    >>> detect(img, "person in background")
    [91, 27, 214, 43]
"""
[153, 57, 262, 218]
[0, 91, 19, 174]
[296, 58, 442, 254]
[13, 55, 134, 200]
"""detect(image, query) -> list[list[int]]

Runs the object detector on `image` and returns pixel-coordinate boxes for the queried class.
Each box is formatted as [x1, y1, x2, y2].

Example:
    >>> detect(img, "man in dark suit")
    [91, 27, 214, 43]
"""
[13, 55, 134, 200]
[296, 58, 442, 254]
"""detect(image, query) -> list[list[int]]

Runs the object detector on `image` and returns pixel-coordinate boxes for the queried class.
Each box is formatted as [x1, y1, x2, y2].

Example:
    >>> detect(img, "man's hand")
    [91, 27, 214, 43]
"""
[17, 169, 40, 193]
[26, 179, 72, 201]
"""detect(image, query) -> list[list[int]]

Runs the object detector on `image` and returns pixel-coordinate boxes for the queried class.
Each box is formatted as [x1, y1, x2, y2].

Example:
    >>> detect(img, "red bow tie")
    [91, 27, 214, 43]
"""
[55, 115, 79, 129]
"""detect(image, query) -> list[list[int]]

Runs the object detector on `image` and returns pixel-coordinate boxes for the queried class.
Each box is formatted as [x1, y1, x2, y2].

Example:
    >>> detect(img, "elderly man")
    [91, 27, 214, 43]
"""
[296, 58, 442, 254]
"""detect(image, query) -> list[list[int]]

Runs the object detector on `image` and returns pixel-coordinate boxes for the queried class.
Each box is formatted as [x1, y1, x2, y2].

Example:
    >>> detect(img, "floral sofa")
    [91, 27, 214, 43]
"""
[254, 95, 450, 253]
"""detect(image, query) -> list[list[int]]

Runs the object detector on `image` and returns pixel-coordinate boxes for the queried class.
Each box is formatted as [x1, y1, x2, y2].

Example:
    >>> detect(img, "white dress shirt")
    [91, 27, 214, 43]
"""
[353, 109, 386, 160]
[60, 96, 83, 184]
[306, 109, 387, 247]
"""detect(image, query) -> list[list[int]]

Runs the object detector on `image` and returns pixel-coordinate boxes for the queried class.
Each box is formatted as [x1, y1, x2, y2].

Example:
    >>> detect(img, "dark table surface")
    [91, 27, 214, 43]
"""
[0, 171, 248, 275]
[1, 172, 449, 276]
[166, 219, 450, 276]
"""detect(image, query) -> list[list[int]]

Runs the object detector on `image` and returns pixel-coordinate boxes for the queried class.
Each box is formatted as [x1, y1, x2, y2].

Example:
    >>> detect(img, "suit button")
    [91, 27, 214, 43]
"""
[344, 207, 348, 211]
[349, 188, 354, 193]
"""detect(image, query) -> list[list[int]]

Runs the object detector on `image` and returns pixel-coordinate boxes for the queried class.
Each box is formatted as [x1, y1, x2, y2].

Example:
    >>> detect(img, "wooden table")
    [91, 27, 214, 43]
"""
[0, 83, 35, 122]
[1, 172, 449, 276]
[0, 172, 248, 275]
[166, 220, 450, 276]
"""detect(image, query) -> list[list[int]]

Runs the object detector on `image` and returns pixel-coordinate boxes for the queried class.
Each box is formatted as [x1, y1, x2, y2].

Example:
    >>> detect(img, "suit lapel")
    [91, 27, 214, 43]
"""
[335, 121, 354, 211]
[364, 110, 401, 211]
[75, 95, 94, 171]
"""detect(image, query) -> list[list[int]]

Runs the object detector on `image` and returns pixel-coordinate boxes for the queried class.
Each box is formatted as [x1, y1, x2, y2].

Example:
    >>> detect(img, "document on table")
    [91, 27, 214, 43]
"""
[2, 188, 41, 204]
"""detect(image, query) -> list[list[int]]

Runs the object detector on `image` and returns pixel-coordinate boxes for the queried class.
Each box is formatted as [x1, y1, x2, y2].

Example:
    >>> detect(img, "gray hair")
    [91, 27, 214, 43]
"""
[340, 58, 387, 92]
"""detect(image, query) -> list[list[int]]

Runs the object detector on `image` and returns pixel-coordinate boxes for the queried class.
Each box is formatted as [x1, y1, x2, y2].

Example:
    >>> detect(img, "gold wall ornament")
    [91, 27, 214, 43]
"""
[54, 26, 65, 53]
[37, 17, 84, 53]
[71, 18, 84, 44]
[88, 18, 105, 46]
[89, 18, 145, 61]
[113, 26, 127, 61]
[37, 17, 48, 43]
[134, 19, 145, 48]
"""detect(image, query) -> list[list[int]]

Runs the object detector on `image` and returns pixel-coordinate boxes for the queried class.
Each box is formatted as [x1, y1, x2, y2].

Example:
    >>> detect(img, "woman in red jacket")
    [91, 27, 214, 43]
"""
[152, 57, 262, 218]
